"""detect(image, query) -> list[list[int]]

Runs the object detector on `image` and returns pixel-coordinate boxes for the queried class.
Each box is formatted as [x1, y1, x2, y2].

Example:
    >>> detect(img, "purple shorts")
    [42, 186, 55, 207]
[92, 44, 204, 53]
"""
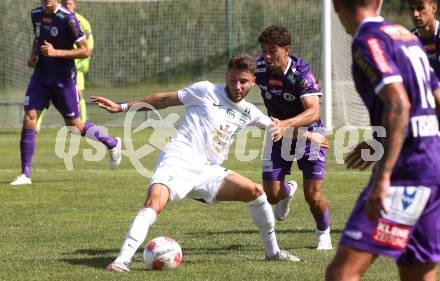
[262, 138, 326, 181]
[340, 179, 440, 266]
[24, 75, 79, 119]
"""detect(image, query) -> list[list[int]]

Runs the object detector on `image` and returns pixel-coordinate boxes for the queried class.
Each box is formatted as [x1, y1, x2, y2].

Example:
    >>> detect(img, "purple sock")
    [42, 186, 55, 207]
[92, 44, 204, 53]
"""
[312, 207, 330, 231]
[20, 128, 36, 177]
[81, 122, 117, 149]
[280, 183, 292, 200]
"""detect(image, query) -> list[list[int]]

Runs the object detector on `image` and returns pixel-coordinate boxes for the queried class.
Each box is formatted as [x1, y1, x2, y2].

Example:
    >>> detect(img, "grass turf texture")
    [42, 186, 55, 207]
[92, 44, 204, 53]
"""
[0, 127, 430, 281]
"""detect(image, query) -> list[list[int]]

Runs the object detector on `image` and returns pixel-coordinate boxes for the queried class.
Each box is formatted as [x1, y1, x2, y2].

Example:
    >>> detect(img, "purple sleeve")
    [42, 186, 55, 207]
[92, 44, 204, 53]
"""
[297, 63, 322, 97]
[67, 14, 85, 43]
[353, 36, 403, 94]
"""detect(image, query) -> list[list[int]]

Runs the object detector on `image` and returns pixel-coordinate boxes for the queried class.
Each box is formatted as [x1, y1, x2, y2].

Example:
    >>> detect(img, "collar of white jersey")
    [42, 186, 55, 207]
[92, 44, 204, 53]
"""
[355, 16, 384, 37]
[283, 57, 292, 75]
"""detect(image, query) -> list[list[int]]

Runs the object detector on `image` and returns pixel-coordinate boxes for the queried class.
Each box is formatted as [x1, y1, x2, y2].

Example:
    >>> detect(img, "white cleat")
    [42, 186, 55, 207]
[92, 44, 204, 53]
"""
[10, 174, 32, 186]
[266, 249, 304, 262]
[316, 227, 333, 250]
[108, 137, 122, 169]
[274, 180, 297, 221]
[106, 261, 129, 272]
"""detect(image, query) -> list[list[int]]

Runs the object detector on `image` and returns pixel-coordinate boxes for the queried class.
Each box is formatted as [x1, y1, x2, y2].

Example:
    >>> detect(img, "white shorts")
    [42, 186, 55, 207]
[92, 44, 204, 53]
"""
[149, 152, 232, 204]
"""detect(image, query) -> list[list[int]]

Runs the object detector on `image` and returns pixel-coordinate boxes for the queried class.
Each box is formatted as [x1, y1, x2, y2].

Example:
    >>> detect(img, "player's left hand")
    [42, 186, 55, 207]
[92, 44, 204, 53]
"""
[365, 177, 389, 222]
[40, 40, 57, 57]
[90, 96, 121, 113]
[271, 117, 286, 142]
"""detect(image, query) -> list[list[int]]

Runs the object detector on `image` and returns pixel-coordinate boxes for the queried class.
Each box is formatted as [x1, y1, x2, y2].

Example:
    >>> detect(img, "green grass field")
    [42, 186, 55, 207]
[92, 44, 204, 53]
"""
[0, 127, 425, 281]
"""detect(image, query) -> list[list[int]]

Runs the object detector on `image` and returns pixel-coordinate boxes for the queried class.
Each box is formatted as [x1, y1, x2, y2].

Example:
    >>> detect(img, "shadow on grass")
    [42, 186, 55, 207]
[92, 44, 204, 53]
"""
[60, 248, 119, 269]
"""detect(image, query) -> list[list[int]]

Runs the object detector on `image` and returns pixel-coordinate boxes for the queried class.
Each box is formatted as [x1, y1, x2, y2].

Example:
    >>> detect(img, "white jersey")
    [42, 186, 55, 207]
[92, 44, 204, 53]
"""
[161, 81, 271, 166]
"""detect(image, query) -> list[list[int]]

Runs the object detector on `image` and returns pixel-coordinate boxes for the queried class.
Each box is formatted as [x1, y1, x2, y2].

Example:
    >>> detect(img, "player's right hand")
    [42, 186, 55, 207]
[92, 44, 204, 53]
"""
[90, 96, 121, 113]
[27, 55, 38, 68]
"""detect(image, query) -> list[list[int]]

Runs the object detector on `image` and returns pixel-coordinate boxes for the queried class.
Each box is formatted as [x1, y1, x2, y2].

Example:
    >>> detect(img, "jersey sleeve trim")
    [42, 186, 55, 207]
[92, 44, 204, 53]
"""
[374, 75, 403, 94]
[300, 92, 322, 98]
[75, 35, 86, 43]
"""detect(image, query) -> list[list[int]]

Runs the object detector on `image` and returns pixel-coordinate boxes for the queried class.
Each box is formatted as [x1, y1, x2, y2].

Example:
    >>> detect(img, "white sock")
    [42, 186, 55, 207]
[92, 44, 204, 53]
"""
[114, 208, 157, 264]
[248, 193, 280, 258]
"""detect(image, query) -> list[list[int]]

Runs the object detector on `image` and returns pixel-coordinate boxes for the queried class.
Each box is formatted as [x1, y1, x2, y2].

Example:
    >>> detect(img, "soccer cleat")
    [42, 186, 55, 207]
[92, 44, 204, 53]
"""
[106, 261, 130, 272]
[316, 227, 333, 250]
[10, 174, 32, 186]
[108, 137, 122, 169]
[265, 249, 303, 262]
[274, 180, 298, 221]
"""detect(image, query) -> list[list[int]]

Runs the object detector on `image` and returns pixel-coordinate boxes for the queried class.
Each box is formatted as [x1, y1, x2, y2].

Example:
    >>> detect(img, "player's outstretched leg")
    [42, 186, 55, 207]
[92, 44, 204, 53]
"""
[74, 121, 122, 169]
[216, 173, 303, 262]
[107, 184, 169, 272]
[274, 180, 297, 221]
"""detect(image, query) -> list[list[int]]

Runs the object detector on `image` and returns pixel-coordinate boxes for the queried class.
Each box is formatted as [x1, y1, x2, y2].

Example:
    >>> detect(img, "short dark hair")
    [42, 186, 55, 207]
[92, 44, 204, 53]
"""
[227, 53, 256, 74]
[258, 25, 291, 46]
[339, 0, 376, 12]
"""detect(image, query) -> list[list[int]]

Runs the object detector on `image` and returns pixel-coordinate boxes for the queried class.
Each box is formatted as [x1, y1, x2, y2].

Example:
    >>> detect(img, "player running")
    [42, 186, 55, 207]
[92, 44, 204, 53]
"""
[255, 25, 332, 250]
[327, 0, 440, 280]
[10, 0, 121, 186]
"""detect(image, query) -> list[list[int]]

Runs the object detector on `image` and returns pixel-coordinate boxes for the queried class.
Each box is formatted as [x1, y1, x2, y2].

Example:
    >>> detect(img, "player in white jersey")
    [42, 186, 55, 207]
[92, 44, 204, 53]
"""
[91, 53, 302, 272]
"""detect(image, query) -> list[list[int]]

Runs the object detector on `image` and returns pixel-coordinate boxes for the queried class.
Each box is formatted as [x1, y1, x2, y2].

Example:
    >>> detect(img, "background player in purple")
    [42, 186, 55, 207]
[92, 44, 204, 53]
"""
[255, 25, 332, 250]
[327, 0, 440, 280]
[408, 0, 440, 78]
[10, 0, 121, 186]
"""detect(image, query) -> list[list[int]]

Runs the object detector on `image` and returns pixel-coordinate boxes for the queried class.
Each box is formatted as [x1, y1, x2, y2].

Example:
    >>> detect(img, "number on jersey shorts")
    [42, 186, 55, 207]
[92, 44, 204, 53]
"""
[149, 151, 232, 204]
[340, 182, 440, 264]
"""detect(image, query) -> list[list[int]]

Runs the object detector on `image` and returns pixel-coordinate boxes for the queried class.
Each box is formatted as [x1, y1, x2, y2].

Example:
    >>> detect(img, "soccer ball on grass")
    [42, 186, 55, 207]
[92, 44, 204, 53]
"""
[143, 236, 182, 270]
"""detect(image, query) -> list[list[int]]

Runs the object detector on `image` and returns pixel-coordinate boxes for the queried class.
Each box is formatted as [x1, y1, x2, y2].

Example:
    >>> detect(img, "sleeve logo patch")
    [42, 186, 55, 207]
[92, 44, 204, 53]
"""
[366, 37, 393, 74]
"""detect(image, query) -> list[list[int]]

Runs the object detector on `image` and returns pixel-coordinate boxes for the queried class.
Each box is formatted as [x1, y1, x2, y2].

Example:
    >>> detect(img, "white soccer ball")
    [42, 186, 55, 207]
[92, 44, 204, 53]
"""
[143, 236, 182, 271]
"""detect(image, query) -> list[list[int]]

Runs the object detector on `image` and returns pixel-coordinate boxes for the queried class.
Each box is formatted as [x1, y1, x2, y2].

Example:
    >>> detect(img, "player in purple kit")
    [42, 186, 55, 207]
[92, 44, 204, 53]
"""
[255, 25, 332, 250]
[10, 0, 121, 186]
[327, 0, 440, 280]
[408, 0, 440, 78]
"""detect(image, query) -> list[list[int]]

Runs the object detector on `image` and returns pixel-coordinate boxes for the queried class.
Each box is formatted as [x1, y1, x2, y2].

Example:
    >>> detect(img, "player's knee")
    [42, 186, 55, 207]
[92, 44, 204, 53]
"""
[249, 183, 264, 200]
[23, 112, 37, 128]
[262, 183, 278, 204]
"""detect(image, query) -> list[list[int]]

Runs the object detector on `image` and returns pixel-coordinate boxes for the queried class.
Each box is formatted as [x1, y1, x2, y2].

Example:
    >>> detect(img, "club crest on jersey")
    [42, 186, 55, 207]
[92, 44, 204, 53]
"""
[283, 93, 296, 102]
[50, 27, 59, 37]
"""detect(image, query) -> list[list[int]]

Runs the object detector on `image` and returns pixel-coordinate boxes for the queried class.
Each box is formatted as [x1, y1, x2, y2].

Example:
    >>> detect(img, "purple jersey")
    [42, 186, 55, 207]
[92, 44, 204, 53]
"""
[31, 4, 84, 87]
[412, 21, 440, 79]
[352, 17, 440, 184]
[255, 55, 324, 130]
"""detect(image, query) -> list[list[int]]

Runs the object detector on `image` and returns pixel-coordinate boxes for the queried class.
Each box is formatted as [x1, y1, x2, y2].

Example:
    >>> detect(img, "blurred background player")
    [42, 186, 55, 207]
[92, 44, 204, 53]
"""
[36, 0, 93, 129]
[10, 0, 121, 186]
[92, 53, 302, 272]
[255, 25, 332, 250]
[327, 0, 440, 280]
[408, 0, 440, 78]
